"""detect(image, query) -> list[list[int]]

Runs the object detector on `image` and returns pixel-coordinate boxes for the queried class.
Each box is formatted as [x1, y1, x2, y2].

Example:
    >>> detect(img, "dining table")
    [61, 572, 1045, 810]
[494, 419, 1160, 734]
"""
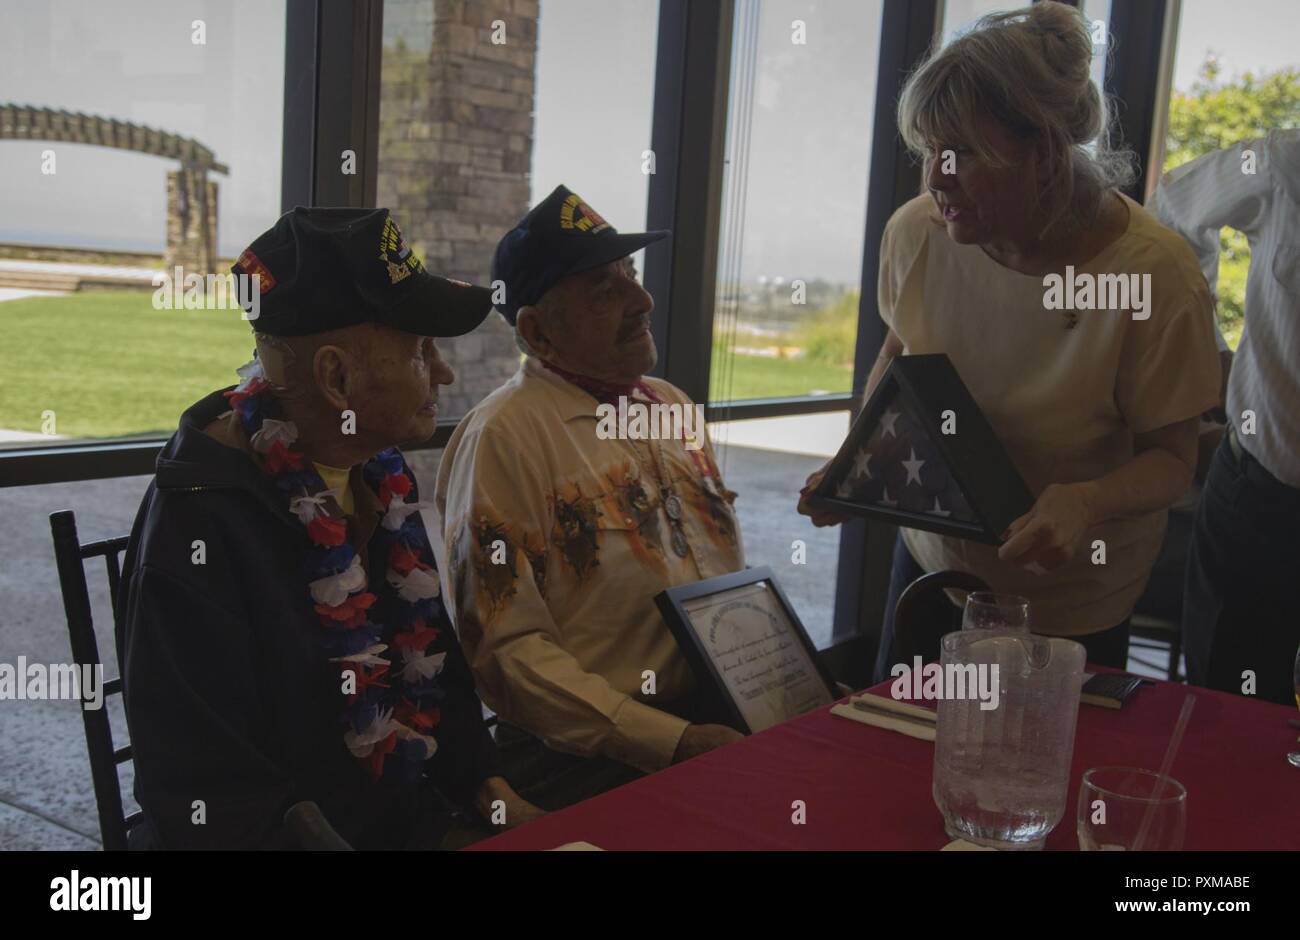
[470, 674, 1300, 851]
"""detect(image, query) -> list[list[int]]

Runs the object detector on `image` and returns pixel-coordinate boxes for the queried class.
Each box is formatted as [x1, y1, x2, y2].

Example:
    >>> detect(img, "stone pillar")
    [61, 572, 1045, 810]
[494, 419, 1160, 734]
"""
[378, 0, 539, 418]
[165, 166, 219, 275]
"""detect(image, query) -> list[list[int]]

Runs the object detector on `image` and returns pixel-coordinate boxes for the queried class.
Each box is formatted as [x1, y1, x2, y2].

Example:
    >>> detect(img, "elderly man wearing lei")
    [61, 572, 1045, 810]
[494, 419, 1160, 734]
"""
[117, 208, 541, 849]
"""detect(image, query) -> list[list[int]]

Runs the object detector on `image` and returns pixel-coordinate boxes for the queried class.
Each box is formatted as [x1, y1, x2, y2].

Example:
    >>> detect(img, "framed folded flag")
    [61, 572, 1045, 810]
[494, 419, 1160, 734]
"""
[810, 353, 1034, 544]
[655, 567, 837, 735]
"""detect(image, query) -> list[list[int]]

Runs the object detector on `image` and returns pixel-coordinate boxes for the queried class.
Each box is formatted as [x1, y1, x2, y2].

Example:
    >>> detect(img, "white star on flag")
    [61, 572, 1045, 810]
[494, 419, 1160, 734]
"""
[835, 479, 854, 499]
[928, 497, 951, 518]
[902, 448, 925, 486]
[879, 408, 901, 438]
[853, 449, 873, 480]
[880, 486, 897, 508]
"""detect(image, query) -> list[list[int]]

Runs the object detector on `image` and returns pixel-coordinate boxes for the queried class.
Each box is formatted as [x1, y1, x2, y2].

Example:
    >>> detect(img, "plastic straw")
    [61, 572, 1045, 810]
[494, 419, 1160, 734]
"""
[1132, 693, 1195, 851]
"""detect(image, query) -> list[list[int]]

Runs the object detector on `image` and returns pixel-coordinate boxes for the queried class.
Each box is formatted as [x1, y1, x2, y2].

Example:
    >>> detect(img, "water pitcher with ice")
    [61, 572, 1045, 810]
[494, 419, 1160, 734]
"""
[932, 630, 1086, 849]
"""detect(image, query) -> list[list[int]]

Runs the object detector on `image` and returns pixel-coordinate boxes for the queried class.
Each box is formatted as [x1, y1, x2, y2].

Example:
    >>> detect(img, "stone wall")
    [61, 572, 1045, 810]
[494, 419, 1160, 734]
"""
[378, 0, 540, 418]
[163, 168, 219, 275]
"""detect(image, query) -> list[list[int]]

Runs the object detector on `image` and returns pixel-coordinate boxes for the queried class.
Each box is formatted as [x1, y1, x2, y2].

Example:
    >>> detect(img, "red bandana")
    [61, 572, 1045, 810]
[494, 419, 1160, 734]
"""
[540, 360, 660, 406]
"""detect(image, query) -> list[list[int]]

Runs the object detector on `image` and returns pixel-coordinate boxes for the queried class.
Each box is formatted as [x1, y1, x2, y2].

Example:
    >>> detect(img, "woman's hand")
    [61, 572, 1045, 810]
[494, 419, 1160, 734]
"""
[797, 462, 852, 527]
[996, 482, 1098, 572]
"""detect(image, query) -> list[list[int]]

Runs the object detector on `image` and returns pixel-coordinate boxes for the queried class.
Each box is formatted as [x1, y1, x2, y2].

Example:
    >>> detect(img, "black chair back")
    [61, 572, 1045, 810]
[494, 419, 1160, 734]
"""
[893, 570, 992, 665]
[49, 509, 141, 851]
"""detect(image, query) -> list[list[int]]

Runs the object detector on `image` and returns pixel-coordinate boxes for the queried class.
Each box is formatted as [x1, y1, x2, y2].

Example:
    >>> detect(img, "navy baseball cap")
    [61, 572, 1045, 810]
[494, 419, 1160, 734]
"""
[231, 207, 494, 338]
[491, 185, 669, 324]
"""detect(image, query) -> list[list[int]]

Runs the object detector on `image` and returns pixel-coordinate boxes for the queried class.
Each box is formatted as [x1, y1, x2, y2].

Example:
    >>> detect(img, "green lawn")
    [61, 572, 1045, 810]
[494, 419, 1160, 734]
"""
[710, 350, 853, 402]
[0, 291, 857, 440]
[0, 290, 255, 438]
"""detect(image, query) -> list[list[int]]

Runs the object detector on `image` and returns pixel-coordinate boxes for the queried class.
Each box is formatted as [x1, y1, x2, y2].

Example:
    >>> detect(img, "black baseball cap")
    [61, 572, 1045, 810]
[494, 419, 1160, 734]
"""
[491, 185, 669, 324]
[231, 207, 494, 338]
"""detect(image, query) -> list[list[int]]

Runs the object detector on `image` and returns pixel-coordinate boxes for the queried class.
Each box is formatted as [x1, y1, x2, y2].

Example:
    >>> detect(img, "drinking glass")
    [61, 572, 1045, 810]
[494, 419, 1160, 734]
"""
[1077, 766, 1187, 851]
[1289, 644, 1300, 768]
[962, 592, 1030, 633]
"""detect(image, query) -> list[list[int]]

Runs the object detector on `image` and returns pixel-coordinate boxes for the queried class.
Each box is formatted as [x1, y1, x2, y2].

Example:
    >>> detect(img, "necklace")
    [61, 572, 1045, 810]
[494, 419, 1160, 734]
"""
[644, 435, 690, 558]
[224, 358, 447, 782]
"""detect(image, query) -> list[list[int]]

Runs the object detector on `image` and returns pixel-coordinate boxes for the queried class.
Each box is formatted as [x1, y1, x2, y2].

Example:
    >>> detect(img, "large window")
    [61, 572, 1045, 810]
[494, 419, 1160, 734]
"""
[1159, 0, 1300, 350]
[376, 0, 659, 419]
[709, 0, 882, 407]
[0, 1, 285, 448]
[706, 0, 885, 649]
[942, 0, 1111, 93]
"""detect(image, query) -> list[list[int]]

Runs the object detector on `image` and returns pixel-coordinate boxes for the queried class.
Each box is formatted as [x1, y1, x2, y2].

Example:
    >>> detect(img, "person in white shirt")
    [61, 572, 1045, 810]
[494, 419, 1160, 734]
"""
[1149, 129, 1300, 705]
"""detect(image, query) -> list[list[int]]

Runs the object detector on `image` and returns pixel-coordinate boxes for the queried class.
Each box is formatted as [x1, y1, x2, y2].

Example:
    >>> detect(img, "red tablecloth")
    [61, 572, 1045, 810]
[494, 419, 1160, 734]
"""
[471, 677, 1299, 850]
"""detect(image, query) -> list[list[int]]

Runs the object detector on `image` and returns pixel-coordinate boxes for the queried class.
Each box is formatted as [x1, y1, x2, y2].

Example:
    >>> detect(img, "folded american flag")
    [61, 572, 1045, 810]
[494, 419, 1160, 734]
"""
[832, 389, 976, 522]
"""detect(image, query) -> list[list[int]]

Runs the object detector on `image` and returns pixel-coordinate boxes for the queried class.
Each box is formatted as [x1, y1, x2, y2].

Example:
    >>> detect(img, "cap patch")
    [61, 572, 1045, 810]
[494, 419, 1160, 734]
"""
[379, 216, 426, 284]
[236, 249, 276, 293]
[559, 194, 610, 235]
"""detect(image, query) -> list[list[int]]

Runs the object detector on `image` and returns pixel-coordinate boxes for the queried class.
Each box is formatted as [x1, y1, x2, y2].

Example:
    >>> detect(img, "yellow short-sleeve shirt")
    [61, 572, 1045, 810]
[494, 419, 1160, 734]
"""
[878, 194, 1220, 635]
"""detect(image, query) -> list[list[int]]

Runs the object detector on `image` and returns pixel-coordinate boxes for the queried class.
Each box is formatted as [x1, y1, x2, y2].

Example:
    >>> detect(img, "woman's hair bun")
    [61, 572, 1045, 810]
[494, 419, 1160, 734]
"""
[1026, 1, 1095, 89]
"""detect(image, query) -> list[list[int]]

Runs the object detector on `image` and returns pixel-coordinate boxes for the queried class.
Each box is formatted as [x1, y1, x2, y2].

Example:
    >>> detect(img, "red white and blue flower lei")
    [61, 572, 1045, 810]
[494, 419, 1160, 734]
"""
[225, 358, 447, 783]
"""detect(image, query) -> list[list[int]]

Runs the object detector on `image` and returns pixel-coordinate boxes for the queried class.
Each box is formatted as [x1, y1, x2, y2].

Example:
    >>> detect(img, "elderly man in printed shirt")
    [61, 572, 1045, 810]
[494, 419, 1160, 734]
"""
[436, 185, 746, 809]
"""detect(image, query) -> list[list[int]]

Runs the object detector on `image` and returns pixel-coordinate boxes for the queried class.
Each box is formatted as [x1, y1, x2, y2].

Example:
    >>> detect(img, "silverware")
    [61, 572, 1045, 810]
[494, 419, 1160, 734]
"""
[851, 699, 937, 729]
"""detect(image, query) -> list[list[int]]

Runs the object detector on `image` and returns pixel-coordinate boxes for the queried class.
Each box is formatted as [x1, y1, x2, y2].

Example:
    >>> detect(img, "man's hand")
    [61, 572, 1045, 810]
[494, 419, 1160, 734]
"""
[475, 776, 545, 830]
[797, 463, 852, 527]
[996, 482, 1097, 572]
[672, 723, 744, 764]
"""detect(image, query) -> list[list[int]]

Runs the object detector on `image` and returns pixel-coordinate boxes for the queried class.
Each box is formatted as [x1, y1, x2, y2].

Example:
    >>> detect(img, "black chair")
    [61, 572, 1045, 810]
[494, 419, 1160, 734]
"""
[892, 570, 992, 666]
[49, 509, 139, 851]
[1128, 614, 1182, 681]
[50, 509, 353, 850]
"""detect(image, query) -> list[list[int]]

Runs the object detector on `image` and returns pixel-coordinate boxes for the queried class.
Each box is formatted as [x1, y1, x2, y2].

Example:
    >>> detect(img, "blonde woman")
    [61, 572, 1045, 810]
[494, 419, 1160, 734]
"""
[798, 2, 1220, 678]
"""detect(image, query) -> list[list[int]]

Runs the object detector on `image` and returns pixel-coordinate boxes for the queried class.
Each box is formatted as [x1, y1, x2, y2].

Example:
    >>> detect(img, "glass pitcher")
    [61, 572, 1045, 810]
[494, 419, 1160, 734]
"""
[932, 630, 1086, 850]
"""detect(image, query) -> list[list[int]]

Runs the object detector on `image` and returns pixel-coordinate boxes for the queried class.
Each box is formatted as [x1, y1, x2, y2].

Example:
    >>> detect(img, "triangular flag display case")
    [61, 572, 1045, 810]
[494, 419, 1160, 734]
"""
[812, 353, 1034, 544]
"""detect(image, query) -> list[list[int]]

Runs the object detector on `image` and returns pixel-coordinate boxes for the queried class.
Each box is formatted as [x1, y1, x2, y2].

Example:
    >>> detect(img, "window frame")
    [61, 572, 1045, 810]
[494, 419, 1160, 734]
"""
[0, 0, 1180, 676]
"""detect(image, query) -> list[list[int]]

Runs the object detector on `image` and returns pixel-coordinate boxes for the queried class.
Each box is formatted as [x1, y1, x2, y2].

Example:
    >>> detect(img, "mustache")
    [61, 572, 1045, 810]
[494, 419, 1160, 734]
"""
[617, 313, 651, 341]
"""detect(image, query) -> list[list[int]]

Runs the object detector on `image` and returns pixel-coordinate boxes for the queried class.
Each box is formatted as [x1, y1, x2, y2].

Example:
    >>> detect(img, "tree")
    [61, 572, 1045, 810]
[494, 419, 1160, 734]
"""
[1163, 58, 1300, 338]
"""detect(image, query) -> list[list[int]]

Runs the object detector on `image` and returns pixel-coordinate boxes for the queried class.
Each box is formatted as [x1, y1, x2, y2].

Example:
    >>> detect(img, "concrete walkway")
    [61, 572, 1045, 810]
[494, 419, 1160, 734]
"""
[0, 259, 159, 282]
[0, 287, 66, 303]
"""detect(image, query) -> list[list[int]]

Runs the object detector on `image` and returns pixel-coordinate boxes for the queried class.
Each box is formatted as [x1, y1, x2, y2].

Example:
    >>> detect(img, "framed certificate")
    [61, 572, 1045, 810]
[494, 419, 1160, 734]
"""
[655, 567, 837, 734]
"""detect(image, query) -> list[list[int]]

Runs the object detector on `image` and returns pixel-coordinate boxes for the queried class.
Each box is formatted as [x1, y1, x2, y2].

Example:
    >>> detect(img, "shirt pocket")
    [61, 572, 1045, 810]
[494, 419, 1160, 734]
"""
[1271, 245, 1300, 294]
[592, 481, 671, 562]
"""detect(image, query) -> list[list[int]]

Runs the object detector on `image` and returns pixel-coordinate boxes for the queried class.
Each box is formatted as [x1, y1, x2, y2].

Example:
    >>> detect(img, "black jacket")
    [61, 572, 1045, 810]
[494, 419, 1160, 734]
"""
[116, 390, 500, 849]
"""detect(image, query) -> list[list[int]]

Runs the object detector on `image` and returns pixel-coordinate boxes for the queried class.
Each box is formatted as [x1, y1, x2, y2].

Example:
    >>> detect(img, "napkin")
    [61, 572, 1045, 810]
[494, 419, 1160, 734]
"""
[829, 702, 936, 741]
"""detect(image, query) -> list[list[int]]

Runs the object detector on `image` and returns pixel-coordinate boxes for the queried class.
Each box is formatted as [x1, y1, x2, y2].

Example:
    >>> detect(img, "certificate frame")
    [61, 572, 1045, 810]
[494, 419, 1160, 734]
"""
[655, 567, 838, 735]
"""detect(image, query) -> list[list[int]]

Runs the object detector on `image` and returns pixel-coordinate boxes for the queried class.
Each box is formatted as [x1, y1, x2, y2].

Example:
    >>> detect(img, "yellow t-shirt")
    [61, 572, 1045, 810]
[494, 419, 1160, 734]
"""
[878, 194, 1220, 635]
[315, 462, 355, 517]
